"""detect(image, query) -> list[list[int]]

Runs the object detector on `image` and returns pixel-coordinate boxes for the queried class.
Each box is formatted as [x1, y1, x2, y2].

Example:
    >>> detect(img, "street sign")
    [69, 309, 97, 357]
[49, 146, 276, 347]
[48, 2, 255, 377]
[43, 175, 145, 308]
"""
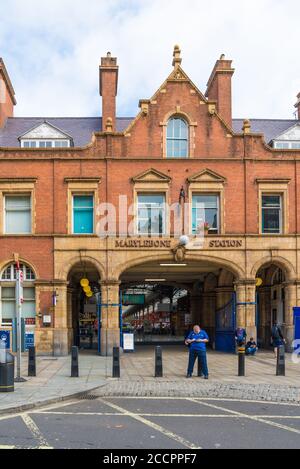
[25, 333, 35, 352]
[122, 294, 145, 306]
[0, 331, 10, 349]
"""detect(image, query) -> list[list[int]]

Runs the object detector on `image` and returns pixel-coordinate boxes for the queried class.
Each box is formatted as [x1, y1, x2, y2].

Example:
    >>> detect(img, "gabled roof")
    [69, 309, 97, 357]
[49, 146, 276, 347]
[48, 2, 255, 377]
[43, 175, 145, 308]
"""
[18, 120, 73, 140]
[272, 122, 300, 141]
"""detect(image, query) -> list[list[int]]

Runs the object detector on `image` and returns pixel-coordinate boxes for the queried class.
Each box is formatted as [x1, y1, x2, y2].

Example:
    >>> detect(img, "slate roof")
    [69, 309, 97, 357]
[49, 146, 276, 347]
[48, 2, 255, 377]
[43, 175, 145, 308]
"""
[232, 119, 300, 145]
[0, 116, 299, 148]
[0, 117, 132, 147]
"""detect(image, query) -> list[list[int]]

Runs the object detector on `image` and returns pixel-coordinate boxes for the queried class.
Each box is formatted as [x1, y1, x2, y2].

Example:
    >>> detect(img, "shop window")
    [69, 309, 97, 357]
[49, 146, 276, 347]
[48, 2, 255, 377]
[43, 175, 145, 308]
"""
[0, 263, 36, 326]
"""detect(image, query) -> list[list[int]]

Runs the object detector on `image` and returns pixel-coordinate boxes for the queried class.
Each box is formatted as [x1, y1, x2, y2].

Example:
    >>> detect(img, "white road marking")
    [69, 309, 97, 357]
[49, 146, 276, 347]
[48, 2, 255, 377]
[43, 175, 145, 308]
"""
[97, 398, 202, 450]
[104, 396, 300, 406]
[188, 398, 300, 436]
[35, 410, 300, 420]
[20, 414, 53, 449]
[0, 445, 15, 449]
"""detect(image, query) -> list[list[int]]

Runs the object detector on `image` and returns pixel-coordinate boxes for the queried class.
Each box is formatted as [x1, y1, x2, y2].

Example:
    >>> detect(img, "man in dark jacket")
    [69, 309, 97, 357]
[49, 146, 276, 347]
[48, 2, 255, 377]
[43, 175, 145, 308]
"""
[185, 325, 209, 379]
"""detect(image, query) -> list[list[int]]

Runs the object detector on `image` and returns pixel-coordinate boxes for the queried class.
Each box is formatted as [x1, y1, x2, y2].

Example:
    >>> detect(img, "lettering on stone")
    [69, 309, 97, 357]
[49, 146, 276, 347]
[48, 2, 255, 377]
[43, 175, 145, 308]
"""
[209, 240, 243, 248]
[115, 239, 171, 249]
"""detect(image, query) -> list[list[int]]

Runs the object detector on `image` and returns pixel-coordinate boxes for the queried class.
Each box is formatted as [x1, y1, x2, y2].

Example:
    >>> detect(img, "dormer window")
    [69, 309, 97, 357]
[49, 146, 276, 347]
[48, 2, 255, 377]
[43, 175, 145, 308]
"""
[274, 141, 300, 150]
[19, 121, 73, 148]
[22, 140, 70, 148]
[166, 117, 188, 158]
[272, 123, 300, 150]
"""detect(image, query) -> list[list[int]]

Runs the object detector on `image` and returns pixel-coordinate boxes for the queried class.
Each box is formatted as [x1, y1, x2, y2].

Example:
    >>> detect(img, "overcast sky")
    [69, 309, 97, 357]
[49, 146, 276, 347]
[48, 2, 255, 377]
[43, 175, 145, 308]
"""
[0, 0, 299, 119]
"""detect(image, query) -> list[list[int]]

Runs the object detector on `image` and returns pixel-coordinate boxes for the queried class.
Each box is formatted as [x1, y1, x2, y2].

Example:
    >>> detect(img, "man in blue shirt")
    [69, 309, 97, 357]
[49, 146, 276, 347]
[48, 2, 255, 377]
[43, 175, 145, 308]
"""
[185, 325, 209, 379]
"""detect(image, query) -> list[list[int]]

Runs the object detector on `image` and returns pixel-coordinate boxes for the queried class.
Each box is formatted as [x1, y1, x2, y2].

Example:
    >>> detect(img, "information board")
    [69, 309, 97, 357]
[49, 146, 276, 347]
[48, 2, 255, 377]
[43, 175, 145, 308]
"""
[123, 333, 135, 352]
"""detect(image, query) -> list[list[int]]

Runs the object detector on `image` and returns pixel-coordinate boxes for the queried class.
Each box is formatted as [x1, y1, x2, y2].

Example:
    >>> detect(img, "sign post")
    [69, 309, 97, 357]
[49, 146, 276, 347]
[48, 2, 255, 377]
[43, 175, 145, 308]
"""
[15, 265, 26, 383]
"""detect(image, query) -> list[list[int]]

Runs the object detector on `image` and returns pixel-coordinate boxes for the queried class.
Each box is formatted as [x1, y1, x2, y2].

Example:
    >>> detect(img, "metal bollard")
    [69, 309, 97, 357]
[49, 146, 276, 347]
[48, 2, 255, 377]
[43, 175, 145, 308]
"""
[238, 346, 246, 377]
[112, 347, 120, 378]
[155, 346, 163, 378]
[276, 345, 285, 376]
[0, 352, 15, 393]
[71, 346, 79, 378]
[28, 346, 36, 377]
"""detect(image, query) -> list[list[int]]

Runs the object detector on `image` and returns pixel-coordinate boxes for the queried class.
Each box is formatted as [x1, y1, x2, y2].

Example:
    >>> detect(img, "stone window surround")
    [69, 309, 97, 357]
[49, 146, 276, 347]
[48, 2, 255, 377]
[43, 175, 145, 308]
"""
[0, 178, 37, 235]
[160, 109, 197, 159]
[64, 178, 101, 236]
[133, 179, 171, 237]
[256, 179, 290, 235]
[188, 179, 226, 236]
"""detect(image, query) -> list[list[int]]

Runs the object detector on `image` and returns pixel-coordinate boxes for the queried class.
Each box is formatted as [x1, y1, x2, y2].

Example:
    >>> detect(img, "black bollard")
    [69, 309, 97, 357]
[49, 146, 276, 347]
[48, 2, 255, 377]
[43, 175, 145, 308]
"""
[112, 347, 120, 378]
[238, 346, 246, 377]
[28, 346, 36, 377]
[71, 346, 79, 378]
[276, 345, 285, 376]
[155, 346, 163, 378]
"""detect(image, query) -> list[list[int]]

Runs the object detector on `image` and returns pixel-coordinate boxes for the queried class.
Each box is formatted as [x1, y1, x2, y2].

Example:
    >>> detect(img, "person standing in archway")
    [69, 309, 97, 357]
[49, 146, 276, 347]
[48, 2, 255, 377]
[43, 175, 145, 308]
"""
[185, 325, 209, 379]
[271, 322, 285, 358]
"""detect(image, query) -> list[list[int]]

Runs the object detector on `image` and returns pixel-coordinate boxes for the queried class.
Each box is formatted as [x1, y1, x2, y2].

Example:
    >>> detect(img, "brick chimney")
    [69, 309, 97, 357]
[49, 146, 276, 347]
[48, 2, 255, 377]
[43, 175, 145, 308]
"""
[294, 92, 300, 120]
[0, 58, 16, 128]
[205, 54, 235, 127]
[99, 52, 119, 132]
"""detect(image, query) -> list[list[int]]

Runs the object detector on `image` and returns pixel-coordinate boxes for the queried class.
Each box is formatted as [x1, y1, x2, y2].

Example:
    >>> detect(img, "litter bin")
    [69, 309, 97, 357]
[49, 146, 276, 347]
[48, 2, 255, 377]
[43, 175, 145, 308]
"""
[0, 341, 15, 393]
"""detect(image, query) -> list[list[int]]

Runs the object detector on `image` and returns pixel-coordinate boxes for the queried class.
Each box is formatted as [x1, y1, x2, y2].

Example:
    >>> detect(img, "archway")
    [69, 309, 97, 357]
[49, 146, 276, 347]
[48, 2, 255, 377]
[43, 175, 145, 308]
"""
[119, 258, 238, 352]
[67, 261, 101, 352]
[256, 263, 287, 349]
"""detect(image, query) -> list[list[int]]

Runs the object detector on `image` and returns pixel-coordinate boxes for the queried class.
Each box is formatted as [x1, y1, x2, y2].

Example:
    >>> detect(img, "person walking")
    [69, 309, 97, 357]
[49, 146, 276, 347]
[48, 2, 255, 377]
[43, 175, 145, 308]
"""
[185, 325, 209, 379]
[271, 322, 285, 359]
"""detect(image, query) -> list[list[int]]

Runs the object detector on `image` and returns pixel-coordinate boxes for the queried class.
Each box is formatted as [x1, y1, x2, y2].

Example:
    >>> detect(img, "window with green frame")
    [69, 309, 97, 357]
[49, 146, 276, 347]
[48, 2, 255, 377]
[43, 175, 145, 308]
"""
[73, 195, 94, 234]
[262, 195, 282, 234]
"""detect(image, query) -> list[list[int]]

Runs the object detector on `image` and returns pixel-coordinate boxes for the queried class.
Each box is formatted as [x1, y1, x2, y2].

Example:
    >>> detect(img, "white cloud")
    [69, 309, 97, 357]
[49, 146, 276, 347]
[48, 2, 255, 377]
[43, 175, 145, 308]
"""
[0, 0, 299, 118]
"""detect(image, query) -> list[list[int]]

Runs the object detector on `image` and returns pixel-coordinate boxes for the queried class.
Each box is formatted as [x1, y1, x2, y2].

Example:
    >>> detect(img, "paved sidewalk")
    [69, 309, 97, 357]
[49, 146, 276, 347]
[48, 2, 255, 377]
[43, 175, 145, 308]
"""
[0, 353, 110, 415]
[96, 346, 300, 403]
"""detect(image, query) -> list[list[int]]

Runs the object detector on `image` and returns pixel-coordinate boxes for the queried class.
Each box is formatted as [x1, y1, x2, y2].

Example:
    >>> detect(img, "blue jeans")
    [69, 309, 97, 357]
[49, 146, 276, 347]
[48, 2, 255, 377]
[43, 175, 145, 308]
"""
[246, 347, 257, 355]
[187, 349, 209, 377]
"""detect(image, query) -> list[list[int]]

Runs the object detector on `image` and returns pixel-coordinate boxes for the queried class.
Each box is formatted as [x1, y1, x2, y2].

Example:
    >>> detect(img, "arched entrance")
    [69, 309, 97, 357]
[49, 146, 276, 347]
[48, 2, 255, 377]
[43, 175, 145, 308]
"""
[67, 262, 101, 353]
[256, 263, 288, 349]
[119, 259, 239, 352]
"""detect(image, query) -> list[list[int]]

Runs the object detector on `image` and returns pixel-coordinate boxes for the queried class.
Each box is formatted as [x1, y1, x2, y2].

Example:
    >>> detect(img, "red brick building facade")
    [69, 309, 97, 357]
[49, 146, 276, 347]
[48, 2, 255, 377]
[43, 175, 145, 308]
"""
[0, 47, 300, 355]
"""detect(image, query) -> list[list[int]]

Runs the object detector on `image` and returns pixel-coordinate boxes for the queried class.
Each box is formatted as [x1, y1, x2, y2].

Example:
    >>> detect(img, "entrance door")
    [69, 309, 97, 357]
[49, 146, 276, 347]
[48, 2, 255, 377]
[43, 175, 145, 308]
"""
[215, 293, 236, 353]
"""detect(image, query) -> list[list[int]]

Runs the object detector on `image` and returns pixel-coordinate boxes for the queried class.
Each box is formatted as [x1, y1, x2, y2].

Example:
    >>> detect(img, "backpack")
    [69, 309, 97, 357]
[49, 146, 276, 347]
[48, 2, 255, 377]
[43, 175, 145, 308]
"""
[272, 325, 281, 340]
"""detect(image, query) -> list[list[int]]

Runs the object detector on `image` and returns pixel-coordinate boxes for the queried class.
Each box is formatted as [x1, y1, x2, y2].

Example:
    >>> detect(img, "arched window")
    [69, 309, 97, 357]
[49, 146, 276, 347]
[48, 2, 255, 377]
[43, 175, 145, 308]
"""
[0, 263, 36, 326]
[166, 117, 188, 158]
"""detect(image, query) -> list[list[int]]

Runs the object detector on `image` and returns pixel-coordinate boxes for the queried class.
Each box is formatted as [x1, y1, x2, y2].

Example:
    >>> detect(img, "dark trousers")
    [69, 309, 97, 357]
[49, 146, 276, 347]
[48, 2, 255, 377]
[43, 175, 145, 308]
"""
[187, 349, 209, 377]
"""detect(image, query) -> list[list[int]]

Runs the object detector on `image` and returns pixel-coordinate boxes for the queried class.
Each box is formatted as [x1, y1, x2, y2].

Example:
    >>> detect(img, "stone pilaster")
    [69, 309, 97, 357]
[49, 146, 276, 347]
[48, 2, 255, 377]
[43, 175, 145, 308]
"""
[235, 280, 257, 341]
[100, 280, 121, 356]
